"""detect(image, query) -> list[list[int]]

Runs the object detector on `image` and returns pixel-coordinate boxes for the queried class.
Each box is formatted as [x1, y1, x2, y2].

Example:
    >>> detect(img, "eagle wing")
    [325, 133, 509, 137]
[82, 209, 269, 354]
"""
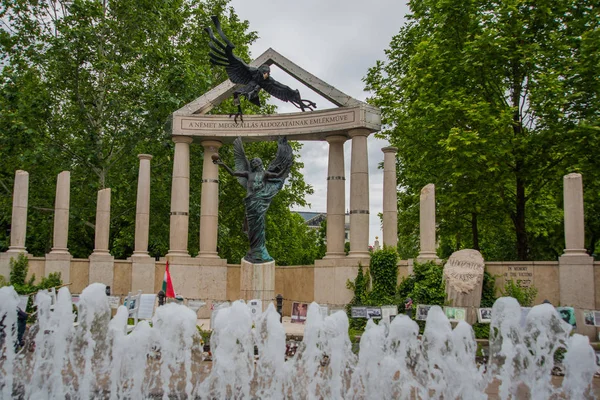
[206, 16, 255, 85]
[267, 137, 293, 181]
[233, 137, 250, 188]
[259, 77, 302, 104]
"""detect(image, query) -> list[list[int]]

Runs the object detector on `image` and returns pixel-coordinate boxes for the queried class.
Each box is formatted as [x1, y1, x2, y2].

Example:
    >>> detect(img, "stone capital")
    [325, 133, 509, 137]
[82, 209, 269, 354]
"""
[382, 146, 398, 154]
[138, 154, 153, 161]
[326, 135, 347, 144]
[172, 136, 193, 144]
[348, 128, 370, 139]
[200, 140, 223, 151]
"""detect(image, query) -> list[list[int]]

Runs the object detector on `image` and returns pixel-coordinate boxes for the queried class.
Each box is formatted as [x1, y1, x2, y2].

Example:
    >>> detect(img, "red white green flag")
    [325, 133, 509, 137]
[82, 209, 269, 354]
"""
[162, 261, 176, 298]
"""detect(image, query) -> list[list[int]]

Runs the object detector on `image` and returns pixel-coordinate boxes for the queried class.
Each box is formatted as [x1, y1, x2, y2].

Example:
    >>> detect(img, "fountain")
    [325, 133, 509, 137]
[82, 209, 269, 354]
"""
[0, 283, 597, 399]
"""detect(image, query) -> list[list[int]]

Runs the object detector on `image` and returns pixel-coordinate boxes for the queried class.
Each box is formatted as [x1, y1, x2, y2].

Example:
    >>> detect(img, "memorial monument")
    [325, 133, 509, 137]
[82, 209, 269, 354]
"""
[213, 136, 293, 263]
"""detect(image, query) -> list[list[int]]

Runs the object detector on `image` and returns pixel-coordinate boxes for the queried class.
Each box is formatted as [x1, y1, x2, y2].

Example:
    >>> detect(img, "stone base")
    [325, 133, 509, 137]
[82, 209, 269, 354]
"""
[416, 252, 440, 263]
[168, 255, 227, 318]
[45, 252, 72, 283]
[131, 255, 156, 294]
[0, 251, 28, 281]
[0, 251, 22, 281]
[89, 253, 115, 286]
[240, 259, 275, 312]
[314, 257, 370, 306]
[559, 253, 596, 339]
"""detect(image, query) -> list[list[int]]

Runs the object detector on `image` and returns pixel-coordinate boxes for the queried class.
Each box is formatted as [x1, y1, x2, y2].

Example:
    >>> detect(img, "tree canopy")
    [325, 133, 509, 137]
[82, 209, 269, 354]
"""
[0, 0, 320, 264]
[366, 0, 600, 260]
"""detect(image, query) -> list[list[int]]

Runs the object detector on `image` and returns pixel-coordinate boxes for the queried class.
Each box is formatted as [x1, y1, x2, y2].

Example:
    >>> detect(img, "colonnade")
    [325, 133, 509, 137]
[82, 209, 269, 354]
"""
[166, 130, 400, 260]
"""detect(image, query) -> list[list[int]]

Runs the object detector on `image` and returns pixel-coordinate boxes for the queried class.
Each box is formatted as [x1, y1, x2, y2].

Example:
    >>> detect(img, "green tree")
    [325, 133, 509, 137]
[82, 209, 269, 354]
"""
[366, 0, 600, 261]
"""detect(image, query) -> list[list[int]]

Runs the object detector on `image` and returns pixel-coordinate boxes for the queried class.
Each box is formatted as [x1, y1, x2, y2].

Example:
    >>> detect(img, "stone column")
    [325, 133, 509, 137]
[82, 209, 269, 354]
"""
[131, 155, 155, 293]
[168, 136, 193, 257]
[133, 154, 152, 256]
[348, 128, 370, 258]
[46, 171, 72, 283]
[563, 173, 587, 255]
[0, 170, 29, 280]
[558, 173, 595, 339]
[89, 188, 114, 286]
[93, 189, 111, 255]
[198, 140, 222, 258]
[418, 183, 438, 260]
[7, 170, 29, 253]
[324, 135, 347, 258]
[382, 146, 398, 249]
[50, 171, 70, 254]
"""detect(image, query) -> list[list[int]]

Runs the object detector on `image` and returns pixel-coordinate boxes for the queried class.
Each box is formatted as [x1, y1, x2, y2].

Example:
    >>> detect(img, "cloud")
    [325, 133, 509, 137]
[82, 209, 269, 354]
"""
[228, 0, 409, 245]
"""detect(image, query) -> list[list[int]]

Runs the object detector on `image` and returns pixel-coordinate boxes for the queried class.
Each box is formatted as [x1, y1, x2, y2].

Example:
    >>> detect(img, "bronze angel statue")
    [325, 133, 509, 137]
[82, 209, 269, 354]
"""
[205, 16, 316, 123]
[213, 136, 293, 263]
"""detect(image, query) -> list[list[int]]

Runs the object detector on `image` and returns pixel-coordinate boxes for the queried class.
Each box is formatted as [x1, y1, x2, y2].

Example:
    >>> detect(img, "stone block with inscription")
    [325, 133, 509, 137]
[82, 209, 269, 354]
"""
[443, 249, 485, 324]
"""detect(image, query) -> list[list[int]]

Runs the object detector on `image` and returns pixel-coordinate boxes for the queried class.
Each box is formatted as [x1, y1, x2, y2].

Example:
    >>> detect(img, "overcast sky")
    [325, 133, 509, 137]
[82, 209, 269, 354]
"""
[228, 0, 411, 246]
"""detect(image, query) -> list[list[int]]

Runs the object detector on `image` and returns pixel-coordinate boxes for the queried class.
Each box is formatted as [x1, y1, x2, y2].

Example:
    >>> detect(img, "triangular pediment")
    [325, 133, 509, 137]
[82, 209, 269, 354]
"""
[175, 48, 372, 116]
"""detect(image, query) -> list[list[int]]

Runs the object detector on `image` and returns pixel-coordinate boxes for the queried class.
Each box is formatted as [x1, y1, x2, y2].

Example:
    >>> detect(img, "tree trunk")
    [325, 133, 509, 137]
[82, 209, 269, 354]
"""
[515, 175, 528, 260]
[471, 212, 479, 251]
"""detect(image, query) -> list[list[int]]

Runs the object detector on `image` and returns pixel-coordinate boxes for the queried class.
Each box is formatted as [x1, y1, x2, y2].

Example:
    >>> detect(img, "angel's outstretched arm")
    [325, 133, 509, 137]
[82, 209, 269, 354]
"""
[215, 159, 248, 178]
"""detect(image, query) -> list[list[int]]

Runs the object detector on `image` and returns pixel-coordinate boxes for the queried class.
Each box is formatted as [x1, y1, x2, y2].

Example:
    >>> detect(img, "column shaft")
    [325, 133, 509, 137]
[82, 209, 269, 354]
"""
[563, 173, 586, 255]
[382, 147, 398, 249]
[134, 155, 152, 256]
[348, 129, 370, 257]
[93, 188, 111, 254]
[418, 183, 437, 259]
[168, 136, 193, 256]
[8, 170, 29, 252]
[199, 140, 222, 257]
[325, 135, 347, 257]
[51, 171, 71, 253]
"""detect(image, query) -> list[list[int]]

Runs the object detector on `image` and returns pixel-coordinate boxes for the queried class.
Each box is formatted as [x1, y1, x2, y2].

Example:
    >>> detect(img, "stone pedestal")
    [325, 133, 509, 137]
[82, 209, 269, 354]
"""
[559, 254, 595, 338]
[314, 257, 370, 306]
[89, 253, 115, 286]
[240, 259, 275, 311]
[443, 249, 484, 324]
[131, 255, 156, 294]
[45, 252, 72, 283]
[167, 255, 227, 318]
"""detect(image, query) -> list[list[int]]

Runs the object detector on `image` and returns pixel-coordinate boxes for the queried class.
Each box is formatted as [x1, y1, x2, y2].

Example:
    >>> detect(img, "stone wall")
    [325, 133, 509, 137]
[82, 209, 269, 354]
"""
[2, 255, 599, 328]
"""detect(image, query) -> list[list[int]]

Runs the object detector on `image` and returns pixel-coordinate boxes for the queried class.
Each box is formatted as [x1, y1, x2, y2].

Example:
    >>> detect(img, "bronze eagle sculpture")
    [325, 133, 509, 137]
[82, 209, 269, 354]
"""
[205, 16, 317, 123]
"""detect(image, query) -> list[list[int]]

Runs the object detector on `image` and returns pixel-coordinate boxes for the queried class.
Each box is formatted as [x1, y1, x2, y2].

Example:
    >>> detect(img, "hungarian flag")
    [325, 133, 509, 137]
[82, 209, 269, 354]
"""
[162, 261, 176, 298]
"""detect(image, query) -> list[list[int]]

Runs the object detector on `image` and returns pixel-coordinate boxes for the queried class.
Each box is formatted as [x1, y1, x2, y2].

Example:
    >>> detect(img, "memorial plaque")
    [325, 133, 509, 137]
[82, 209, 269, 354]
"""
[381, 305, 398, 322]
[504, 265, 534, 288]
[351, 306, 367, 319]
[366, 307, 382, 319]
[416, 304, 432, 321]
[107, 296, 121, 309]
[248, 299, 262, 320]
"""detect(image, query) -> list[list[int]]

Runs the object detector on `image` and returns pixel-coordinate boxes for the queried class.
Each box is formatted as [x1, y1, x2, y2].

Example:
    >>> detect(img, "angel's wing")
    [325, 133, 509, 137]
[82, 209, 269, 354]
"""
[233, 137, 250, 188]
[267, 137, 293, 180]
[205, 16, 256, 85]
